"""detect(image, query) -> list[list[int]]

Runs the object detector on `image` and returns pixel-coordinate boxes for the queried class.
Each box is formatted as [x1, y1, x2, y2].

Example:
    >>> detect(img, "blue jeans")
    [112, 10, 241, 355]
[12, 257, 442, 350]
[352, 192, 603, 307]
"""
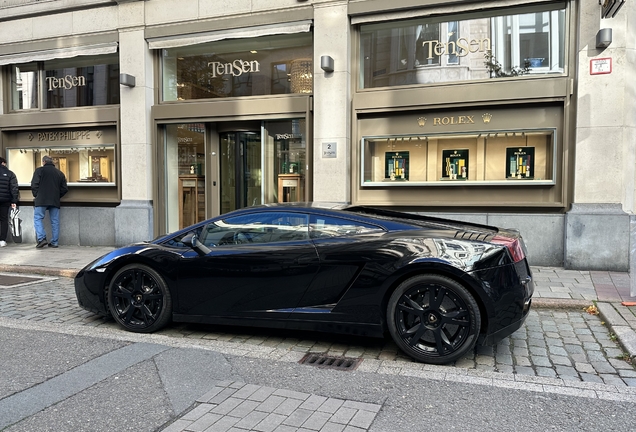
[34, 206, 60, 245]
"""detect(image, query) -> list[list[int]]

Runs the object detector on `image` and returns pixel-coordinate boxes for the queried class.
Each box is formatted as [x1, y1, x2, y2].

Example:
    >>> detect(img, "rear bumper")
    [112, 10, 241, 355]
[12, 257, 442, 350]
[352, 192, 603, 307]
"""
[481, 297, 531, 345]
[470, 259, 534, 345]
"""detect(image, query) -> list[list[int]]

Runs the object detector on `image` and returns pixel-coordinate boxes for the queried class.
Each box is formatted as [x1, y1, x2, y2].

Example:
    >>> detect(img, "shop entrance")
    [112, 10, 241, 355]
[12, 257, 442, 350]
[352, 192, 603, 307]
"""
[219, 131, 262, 213]
[162, 119, 308, 234]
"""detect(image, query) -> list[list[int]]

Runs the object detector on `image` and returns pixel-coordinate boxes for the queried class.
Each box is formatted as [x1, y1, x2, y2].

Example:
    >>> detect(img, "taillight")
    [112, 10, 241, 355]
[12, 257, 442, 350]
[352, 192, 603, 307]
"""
[491, 235, 526, 262]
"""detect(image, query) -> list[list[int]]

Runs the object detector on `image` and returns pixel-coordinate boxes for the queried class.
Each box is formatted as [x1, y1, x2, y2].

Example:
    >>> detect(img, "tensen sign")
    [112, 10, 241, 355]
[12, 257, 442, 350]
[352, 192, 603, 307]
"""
[208, 59, 261, 78]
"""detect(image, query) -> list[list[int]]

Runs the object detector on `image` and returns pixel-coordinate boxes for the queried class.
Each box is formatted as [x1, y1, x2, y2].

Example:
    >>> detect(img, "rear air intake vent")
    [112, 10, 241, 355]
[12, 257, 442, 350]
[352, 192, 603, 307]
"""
[299, 353, 362, 371]
[454, 231, 493, 242]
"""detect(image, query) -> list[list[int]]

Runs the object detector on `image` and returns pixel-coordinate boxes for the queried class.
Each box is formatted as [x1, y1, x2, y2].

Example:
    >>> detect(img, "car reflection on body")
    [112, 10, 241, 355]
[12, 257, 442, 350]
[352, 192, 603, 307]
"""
[74, 203, 533, 365]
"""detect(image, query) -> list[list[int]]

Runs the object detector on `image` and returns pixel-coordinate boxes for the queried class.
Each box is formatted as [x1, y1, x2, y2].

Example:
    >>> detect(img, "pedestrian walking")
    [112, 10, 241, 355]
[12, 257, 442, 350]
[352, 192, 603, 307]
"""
[31, 155, 68, 248]
[0, 156, 19, 248]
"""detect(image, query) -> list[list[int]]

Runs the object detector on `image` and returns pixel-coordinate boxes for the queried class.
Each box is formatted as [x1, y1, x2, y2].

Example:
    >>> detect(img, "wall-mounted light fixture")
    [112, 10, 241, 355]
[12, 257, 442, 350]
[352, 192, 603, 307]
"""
[320, 55, 334, 73]
[596, 28, 612, 48]
[119, 73, 136, 88]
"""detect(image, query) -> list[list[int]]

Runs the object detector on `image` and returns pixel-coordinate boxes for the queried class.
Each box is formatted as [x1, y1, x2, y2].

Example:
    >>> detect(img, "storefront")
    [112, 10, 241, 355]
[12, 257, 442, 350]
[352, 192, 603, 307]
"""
[343, 0, 589, 267]
[0, 35, 122, 245]
[148, 21, 314, 234]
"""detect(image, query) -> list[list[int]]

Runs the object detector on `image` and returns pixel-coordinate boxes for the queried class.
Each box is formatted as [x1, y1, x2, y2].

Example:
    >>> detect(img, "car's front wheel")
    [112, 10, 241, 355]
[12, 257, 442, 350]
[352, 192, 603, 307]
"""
[387, 274, 480, 364]
[108, 264, 172, 333]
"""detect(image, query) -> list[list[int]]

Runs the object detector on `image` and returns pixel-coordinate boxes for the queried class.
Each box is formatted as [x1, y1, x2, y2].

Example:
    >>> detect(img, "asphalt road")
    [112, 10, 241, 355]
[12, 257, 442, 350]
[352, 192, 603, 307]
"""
[1, 274, 636, 431]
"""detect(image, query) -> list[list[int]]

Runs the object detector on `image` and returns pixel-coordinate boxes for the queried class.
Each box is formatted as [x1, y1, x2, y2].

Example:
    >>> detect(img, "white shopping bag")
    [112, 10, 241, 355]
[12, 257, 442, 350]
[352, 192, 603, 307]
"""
[9, 206, 22, 243]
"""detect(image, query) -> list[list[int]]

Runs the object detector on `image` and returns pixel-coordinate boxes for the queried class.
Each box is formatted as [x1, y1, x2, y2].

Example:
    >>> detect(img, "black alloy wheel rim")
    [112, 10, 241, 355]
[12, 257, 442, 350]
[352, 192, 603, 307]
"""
[394, 283, 471, 358]
[111, 269, 164, 329]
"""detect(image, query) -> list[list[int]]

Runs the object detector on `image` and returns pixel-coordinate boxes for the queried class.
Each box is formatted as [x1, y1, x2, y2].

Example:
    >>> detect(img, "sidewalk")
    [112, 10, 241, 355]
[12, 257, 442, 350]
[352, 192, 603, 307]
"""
[1, 243, 636, 359]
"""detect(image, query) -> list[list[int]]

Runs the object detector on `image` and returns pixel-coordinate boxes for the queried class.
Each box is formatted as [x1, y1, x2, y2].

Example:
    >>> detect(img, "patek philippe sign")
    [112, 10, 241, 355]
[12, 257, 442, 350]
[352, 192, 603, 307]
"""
[33, 130, 94, 141]
[18, 128, 114, 145]
[208, 59, 261, 78]
[46, 75, 87, 91]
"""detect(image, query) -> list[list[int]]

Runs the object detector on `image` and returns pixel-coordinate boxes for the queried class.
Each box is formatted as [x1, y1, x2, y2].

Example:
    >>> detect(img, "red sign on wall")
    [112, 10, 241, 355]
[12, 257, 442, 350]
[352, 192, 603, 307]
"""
[590, 58, 612, 75]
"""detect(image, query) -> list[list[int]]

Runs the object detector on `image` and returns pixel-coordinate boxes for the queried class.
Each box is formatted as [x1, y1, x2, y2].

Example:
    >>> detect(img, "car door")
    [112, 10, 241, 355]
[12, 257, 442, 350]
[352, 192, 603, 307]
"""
[292, 214, 387, 313]
[176, 211, 320, 319]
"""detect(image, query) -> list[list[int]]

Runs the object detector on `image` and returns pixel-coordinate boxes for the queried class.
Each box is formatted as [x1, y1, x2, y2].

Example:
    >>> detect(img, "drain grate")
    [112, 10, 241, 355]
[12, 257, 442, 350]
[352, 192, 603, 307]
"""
[299, 353, 362, 371]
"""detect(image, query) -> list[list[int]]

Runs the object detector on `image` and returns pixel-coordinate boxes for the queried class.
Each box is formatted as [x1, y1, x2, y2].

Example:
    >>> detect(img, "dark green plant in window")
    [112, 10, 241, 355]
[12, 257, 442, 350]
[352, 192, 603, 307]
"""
[484, 51, 531, 78]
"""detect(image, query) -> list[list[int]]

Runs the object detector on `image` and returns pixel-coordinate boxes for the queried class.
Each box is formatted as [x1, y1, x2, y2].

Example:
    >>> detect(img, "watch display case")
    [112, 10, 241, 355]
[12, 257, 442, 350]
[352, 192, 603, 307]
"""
[361, 129, 554, 186]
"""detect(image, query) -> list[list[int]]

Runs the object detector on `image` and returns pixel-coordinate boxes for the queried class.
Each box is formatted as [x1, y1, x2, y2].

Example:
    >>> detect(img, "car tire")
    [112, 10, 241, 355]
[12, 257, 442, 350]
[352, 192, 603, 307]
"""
[387, 274, 481, 365]
[107, 264, 172, 333]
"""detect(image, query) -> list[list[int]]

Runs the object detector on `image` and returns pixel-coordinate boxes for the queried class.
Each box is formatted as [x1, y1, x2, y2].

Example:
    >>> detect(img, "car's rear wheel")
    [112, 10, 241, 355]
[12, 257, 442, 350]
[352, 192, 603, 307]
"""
[108, 264, 172, 333]
[387, 274, 480, 364]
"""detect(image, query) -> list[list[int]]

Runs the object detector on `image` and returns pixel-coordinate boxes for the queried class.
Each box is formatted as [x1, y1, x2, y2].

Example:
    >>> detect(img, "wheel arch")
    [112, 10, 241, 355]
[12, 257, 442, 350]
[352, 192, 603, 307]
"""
[100, 256, 179, 313]
[380, 263, 492, 336]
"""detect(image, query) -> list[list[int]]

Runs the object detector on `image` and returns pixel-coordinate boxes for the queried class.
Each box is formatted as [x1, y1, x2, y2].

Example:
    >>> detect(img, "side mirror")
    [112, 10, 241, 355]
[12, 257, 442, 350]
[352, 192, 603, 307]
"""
[181, 232, 211, 256]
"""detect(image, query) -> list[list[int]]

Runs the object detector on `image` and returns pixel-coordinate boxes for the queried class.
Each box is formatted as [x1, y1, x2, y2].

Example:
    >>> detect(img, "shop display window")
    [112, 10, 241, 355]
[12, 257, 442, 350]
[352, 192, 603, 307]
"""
[10, 53, 120, 111]
[359, 2, 566, 89]
[7, 145, 116, 186]
[361, 129, 555, 186]
[161, 33, 313, 101]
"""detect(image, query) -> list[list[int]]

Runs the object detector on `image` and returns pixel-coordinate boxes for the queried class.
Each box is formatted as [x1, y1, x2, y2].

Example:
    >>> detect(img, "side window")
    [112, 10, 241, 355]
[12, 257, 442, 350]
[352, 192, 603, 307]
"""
[309, 215, 385, 239]
[162, 226, 203, 248]
[199, 212, 309, 246]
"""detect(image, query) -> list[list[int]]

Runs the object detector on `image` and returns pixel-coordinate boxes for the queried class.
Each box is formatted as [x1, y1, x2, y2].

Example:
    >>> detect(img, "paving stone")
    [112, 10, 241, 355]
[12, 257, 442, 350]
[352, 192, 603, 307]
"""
[574, 362, 596, 375]
[554, 365, 579, 377]
[514, 366, 535, 376]
[551, 355, 573, 366]
[514, 356, 532, 367]
[531, 356, 552, 368]
[580, 373, 604, 383]
[495, 354, 513, 365]
[563, 344, 584, 356]
[592, 361, 617, 374]
[583, 342, 602, 351]
[529, 346, 548, 356]
[547, 346, 568, 357]
[536, 367, 557, 378]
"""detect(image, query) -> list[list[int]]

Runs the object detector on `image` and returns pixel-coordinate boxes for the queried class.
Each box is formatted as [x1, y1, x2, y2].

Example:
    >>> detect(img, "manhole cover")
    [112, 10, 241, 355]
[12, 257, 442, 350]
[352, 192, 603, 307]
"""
[0, 274, 43, 286]
[299, 353, 362, 371]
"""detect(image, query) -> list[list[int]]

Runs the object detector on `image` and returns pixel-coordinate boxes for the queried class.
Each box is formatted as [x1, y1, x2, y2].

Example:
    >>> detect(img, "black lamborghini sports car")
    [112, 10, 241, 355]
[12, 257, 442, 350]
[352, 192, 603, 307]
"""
[75, 203, 533, 364]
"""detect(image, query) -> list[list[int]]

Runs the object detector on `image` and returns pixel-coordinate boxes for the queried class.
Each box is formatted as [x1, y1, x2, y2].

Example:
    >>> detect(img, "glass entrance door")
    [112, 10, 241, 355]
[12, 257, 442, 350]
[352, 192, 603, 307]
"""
[164, 123, 206, 233]
[220, 131, 262, 213]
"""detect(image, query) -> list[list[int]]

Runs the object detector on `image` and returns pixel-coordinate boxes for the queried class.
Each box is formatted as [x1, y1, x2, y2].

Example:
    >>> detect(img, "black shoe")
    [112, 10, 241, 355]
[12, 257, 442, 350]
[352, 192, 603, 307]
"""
[48, 243, 58, 248]
[36, 239, 48, 248]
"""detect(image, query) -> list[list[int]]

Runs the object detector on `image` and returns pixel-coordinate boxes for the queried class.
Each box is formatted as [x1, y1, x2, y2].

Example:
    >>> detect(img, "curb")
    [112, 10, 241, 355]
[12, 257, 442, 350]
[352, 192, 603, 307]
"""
[0, 265, 78, 279]
[597, 302, 636, 360]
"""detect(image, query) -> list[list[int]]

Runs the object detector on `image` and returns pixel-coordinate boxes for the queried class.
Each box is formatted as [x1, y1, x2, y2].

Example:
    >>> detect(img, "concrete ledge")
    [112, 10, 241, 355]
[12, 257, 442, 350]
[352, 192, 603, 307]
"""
[531, 298, 591, 310]
[0, 265, 78, 279]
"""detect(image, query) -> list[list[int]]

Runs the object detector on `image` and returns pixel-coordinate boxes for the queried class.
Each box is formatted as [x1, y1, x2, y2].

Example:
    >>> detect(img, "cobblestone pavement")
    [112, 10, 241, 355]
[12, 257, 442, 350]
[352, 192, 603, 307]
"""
[1, 275, 635, 388]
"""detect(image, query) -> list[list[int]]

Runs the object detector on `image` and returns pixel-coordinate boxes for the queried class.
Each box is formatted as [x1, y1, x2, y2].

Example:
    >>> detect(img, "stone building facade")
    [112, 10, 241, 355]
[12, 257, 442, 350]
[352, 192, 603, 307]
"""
[0, 0, 633, 271]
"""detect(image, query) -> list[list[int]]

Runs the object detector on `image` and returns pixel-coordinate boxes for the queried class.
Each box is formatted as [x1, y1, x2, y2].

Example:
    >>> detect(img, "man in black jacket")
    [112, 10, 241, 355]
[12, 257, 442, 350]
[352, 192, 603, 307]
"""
[0, 157, 19, 248]
[31, 155, 68, 248]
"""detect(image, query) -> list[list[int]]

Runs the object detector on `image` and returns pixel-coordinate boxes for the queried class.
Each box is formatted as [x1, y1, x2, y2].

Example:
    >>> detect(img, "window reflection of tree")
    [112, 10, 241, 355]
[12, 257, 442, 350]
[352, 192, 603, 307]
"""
[271, 62, 291, 94]
[177, 55, 226, 99]
[415, 23, 441, 65]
